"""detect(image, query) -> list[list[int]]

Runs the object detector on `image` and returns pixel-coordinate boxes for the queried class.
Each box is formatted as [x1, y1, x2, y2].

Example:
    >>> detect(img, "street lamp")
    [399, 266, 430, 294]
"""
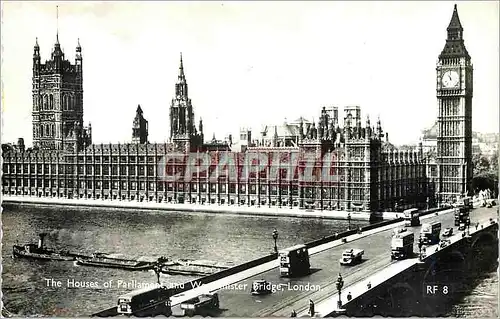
[335, 273, 344, 308]
[347, 213, 351, 230]
[153, 262, 162, 286]
[418, 240, 423, 261]
[272, 228, 279, 253]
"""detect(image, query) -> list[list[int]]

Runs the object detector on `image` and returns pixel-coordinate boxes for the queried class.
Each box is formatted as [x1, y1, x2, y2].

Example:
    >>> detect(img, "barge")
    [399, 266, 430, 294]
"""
[76, 253, 154, 271]
[160, 259, 230, 276]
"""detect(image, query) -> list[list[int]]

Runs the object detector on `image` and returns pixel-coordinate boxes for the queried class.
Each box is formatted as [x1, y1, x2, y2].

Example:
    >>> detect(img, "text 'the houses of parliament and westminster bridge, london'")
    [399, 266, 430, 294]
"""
[2, 5, 475, 216]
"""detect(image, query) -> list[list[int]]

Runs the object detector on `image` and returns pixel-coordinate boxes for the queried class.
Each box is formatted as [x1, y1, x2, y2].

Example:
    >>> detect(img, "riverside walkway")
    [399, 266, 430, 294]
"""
[4, 195, 381, 221]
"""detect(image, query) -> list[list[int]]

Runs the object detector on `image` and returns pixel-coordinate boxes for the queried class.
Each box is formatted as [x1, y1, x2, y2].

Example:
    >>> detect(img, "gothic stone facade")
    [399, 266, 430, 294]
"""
[2, 98, 430, 213]
[32, 36, 91, 152]
[435, 5, 473, 203]
[4, 6, 477, 213]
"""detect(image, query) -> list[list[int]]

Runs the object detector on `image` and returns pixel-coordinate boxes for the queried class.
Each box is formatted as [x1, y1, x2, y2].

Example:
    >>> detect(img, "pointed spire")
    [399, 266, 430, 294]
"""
[198, 118, 203, 133]
[33, 37, 40, 60]
[56, 5, 59, 44]
[76, 38, 81, 51]
[136, 104, 143, 114]
[447, 4, 463, 31]
[178, 52, 185, 79]
[440, 4, 469, 59]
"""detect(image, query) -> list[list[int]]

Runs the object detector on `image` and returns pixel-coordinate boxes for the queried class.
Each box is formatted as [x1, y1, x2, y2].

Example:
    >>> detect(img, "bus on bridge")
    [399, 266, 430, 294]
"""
[404, 208, 420, 227]
[117, 286, 173, 316]
[279, 244, 310, 277]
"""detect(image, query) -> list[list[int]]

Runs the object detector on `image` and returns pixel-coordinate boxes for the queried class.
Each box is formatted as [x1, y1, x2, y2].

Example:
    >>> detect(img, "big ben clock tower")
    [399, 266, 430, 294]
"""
[436, 4, 473, 204]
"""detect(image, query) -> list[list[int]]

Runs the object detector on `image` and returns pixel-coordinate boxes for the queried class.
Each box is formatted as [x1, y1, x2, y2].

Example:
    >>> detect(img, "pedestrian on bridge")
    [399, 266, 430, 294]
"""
[290, 309, 297, 317]
[347, 292, 352, 301]
[309, 299, 315, 317]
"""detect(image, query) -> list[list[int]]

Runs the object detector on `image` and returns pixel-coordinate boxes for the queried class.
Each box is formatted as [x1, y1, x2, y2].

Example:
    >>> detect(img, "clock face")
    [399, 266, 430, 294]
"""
[442, 70, 459, 88]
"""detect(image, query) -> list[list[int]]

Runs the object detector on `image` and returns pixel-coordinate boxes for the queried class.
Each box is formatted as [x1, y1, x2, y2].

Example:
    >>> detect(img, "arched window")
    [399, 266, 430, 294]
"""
[63, 95, 67, 111]
[49, 94, 54, 110]
[43, 95, 48, 110]
[52, 124, 55, 137]
[40, 124, 44, 137]
[45, 124, 49, 137]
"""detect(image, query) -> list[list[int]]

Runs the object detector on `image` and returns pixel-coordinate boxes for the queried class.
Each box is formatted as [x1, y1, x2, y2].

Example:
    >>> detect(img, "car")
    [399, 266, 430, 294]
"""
[442, 227, 453, 237]
[251, 280, 272, 295]
[440, 239, 451, 248]
[180, 293, 219, 316]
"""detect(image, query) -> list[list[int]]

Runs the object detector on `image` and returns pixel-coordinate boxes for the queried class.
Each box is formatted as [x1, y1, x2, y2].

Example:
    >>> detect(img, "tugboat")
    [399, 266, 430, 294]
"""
[75, 253, 154, 271]
[12, 233, 76, 261]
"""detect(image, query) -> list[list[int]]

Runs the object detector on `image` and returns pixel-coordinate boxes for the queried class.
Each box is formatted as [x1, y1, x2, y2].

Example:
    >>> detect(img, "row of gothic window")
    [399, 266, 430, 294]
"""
[438, 121, 464, 137]
[34, 123, 56, 138]
[33, 94, 78, 111]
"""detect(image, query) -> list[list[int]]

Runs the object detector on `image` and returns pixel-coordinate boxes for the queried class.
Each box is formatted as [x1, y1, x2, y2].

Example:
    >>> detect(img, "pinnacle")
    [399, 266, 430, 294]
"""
[447, 4, 463, 30]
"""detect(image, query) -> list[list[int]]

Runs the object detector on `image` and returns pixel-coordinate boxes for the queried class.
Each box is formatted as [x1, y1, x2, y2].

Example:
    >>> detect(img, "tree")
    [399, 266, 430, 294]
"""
[473, 151, 494, 175]
[472, 152, 483, 175]
[490, 150, 499, 174]
[472, 149, 498, 196]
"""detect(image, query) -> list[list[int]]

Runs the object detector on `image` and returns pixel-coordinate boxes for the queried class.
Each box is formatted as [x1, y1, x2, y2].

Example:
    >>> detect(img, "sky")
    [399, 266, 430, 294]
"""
[1, 1, 499, 147]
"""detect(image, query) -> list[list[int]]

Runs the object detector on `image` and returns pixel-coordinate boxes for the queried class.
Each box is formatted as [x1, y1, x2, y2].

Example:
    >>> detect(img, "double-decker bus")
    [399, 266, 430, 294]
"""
[278, 244, 310, 277]
[419, 222, 442, 245]
[117, 286, 173, 316]
[403, 208, 420, 226]
[454, 206, 469, 226]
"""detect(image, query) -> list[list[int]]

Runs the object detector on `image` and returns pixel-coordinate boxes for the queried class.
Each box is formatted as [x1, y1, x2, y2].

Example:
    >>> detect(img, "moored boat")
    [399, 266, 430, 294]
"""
[12, 233, 79, 261]
[75, 253, 154, 271]
[12, 244, 76, 261]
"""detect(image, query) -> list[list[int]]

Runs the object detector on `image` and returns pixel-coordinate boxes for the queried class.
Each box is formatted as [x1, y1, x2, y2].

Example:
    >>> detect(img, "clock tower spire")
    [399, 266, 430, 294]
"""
[435, 4, 473, 205]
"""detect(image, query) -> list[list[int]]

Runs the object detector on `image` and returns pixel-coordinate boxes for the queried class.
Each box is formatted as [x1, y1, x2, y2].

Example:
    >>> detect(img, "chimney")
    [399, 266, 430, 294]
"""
[38, 233, 47, 249]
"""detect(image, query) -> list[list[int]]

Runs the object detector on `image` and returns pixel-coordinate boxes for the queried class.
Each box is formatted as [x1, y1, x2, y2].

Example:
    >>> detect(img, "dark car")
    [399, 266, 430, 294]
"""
[251, 280, 272, 295]
[442, 227, 453, 237]
[440, 239, 451, 248]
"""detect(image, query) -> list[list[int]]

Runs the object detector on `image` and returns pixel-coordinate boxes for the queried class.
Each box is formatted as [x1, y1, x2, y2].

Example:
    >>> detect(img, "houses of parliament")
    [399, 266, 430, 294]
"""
[2, 5, 473, 213]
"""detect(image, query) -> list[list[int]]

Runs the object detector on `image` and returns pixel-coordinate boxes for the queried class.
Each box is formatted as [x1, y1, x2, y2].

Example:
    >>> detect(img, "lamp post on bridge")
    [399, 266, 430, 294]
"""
[272, 228, 279, 253]
[335, 273, 344, 308]
[418, 240, 423, 261]
[347, 213, 351, 230]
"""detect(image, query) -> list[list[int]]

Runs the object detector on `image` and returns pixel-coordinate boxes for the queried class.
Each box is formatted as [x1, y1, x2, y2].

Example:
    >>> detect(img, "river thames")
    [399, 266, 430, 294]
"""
[1, 203, 497, 317]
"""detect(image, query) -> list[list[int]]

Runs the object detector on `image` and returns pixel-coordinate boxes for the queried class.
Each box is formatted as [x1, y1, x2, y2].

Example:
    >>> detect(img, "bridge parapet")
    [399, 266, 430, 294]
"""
[316, 219, 498, 317]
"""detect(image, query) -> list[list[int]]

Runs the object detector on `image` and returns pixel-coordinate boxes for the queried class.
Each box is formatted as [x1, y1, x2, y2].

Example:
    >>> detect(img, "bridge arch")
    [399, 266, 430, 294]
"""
[471, 231, 497, 249]
[423, 249, 466, 281]
[382, 282, 435, 316]
[467, 229, 498, 274]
